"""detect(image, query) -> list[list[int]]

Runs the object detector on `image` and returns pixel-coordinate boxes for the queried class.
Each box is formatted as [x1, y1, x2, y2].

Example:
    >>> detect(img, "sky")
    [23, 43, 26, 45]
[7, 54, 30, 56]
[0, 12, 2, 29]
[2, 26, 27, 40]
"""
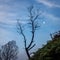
[0, 0, 60, 60]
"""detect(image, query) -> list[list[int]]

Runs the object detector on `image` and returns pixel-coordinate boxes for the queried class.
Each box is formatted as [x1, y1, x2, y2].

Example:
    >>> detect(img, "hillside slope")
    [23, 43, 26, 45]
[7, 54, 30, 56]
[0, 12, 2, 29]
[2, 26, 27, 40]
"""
[30, 31, 60, 60]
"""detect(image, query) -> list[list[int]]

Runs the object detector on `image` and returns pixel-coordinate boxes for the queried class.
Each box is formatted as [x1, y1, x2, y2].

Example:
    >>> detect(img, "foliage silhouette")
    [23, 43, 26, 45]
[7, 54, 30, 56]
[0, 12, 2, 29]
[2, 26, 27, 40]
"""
[30, 31, 60, 60]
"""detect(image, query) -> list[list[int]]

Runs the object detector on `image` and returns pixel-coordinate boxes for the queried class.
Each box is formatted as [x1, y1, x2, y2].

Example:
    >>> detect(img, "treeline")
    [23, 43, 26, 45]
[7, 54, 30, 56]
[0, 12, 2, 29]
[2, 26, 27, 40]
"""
[30, 31, 60, 60]
[0, 40, 18, 60]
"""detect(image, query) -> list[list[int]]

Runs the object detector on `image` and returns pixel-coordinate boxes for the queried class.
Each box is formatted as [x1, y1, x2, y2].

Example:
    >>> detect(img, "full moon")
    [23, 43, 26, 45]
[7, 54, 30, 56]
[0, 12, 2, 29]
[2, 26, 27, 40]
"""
[43, 21, 46, 24]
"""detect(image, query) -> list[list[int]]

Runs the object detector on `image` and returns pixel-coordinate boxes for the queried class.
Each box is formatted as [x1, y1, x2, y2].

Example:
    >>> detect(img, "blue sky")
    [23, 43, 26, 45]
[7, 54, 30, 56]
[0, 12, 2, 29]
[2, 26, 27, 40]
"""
[0, 0, 60, 60]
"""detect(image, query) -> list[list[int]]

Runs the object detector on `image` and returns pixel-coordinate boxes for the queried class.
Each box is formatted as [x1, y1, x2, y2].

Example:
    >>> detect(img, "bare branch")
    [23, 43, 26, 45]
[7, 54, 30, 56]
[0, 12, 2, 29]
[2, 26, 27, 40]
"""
[27, 6, 40, 49]
[27, 20, 35, 49]
[17, 20, 27, 48]
[34, 14, 39, 21]
[28, 44, 36, 51]
[50, 33, 53, 39]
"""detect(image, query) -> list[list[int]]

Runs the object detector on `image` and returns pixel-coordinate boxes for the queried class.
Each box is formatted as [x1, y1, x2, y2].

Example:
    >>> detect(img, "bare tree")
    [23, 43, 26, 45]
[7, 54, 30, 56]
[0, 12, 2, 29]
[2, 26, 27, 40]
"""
[1, 40, 18, 60]
[17, 6, 40, 59]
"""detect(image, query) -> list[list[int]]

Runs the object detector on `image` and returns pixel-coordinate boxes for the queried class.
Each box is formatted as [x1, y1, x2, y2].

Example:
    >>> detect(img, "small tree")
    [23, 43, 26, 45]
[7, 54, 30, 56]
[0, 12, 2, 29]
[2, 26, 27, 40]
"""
[1, 40, 18, 60]
[17, 6, 40, 59]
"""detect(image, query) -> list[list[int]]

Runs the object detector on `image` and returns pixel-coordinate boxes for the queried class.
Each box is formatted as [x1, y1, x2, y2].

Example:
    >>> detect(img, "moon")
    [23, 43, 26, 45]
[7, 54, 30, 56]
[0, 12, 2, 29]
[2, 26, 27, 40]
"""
[43, 21, 46, 24]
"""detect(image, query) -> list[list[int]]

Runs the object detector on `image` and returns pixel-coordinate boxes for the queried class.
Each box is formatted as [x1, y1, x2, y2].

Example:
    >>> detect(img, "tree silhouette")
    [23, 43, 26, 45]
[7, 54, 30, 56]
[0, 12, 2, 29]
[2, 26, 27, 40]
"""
[50, 31, 60, 40]
[17, 6, 40, 59]
[1, 40, 18, 60]
[30, 31, 60, 60]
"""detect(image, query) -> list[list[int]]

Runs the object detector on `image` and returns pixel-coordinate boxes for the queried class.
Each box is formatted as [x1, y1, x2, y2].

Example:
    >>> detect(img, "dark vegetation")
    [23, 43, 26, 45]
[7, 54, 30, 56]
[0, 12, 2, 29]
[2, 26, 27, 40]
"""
[30, 31, 60, 60]
[0, 40, 18, 60]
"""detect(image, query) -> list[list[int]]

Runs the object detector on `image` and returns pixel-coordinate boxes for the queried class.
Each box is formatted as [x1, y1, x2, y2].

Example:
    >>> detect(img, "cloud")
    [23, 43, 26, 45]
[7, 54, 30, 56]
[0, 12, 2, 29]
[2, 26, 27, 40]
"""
[0, 12, 17, 29]
[0, 8, 28, 31]
[36, 0, 60, 8]
[39, 11, 60, 26]
[0, 0, 29, 30]
[0, 0, 11, 2]
[0, 28, 12, 45]
[42, 12, 60, 27]
[41, 12, 60, 21]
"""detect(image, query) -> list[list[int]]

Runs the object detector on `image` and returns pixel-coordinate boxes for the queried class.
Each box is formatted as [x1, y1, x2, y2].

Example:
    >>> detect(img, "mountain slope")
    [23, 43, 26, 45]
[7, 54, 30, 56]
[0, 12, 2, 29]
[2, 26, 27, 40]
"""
[30, 31, 60, 60]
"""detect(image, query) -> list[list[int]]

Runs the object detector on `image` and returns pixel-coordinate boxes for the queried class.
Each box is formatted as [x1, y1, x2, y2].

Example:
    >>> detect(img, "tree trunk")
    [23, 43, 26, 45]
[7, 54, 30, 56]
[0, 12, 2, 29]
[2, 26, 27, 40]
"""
[25, 48, 30, 60]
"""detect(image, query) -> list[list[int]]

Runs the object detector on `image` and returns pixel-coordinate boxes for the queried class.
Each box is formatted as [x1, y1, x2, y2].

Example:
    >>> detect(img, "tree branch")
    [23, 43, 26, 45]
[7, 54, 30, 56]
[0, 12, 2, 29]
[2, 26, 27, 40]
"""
[28, 44, 36, 51]
[17, 20, 27, 48]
